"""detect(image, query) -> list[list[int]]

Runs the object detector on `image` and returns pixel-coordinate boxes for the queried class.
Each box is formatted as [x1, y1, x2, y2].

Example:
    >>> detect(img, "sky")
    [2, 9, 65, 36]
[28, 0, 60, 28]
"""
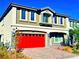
[0, 0, 79, 20]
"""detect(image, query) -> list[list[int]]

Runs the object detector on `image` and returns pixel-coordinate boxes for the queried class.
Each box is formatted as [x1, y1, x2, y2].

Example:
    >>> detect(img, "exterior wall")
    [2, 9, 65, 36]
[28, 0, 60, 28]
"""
[11, 24, 53, 47]
[52, 18, 69, 32]
[0, 7, 17, 47]
[11, 24, 69, 47]
[16, 8, 40, 26]
[52, 17, 68, 28]
[16, 8, 69, 31]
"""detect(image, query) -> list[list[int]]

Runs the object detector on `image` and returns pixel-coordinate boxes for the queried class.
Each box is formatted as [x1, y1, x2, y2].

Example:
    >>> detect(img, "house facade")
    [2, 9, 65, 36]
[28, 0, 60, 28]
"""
[0, 3, 70, 48]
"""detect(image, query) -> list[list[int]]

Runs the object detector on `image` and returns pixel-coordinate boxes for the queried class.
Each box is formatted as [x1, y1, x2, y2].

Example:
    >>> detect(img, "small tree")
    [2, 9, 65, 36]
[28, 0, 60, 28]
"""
[69, 27, 79, 49]
[74, 27, 79, 49]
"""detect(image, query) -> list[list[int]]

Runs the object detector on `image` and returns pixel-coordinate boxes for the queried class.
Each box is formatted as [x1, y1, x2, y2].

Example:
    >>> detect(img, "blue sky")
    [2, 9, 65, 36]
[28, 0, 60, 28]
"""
[0, 0, 79, 20]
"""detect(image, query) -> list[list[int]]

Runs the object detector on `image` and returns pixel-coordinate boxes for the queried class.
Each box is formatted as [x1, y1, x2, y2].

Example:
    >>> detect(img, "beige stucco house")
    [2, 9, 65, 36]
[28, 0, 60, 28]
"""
[0, 3, 70, 48]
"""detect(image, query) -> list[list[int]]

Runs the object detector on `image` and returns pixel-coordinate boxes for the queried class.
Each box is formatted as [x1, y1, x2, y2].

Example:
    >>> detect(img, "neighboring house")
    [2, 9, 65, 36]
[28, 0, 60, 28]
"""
[0, 3, 69, 48]
[69, 19, 79, 29]
[69, 19, 79, 46]
[77, 21, 79, 27]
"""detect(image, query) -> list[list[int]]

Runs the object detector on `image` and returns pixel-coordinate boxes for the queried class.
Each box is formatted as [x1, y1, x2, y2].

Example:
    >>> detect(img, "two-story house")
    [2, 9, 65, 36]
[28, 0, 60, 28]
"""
[0, 3, 69, 48]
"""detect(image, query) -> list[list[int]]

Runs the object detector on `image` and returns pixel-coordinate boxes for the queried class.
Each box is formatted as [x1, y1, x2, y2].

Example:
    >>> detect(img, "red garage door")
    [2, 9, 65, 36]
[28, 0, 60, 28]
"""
[16, 33, 45, 48]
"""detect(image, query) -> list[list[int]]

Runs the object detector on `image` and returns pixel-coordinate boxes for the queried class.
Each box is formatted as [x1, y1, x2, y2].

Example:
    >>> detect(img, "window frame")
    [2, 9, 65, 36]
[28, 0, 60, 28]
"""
[70, 21, 74, 27]
[20, 9, 27, 21]
[60, 17, 63, 24]
[29, 11, 36, 22]
[70, 21, 72, 27]
[42, 13, 51, 23]
[53, 16, 57, 24]
[42, 13, 49, 23]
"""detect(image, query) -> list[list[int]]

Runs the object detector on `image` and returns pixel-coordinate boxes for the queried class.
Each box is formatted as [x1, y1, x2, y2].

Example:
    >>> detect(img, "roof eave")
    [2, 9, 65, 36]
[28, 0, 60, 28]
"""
[0, 4, 12, 22]
[41, 7, 55, 13]
[11, 3, 37, 11]
[55, 13, 69, 18]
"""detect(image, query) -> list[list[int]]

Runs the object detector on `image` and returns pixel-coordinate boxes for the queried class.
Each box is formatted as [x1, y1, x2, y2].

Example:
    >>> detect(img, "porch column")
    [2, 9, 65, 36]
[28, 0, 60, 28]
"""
[64, 33, 69, 45]
[45, 32, 50, 47]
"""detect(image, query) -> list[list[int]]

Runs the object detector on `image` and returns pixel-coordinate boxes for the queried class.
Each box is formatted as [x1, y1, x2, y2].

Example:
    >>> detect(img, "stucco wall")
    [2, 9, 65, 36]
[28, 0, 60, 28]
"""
[16, 8, 40, 26]
[0, 7, 17, 47]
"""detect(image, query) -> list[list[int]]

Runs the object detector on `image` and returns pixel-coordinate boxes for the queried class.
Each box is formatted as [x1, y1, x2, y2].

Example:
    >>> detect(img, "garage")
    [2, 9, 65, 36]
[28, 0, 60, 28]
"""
[16, 33, 45, 48]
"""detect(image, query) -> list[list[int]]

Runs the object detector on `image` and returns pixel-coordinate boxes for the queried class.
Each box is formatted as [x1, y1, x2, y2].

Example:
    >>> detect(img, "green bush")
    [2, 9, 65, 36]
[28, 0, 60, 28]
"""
[73, 49, 79, 54]
[76, 42, 79, 49]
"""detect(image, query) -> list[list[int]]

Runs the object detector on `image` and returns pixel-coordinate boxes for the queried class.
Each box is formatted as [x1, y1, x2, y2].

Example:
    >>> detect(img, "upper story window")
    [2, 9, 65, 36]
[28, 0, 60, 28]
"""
[71, 21, 77, 28]
[70, 21, 72, 27]
[31, 11, 35, 21]
[60, 17, 63, 24]
[53, 16, 57, 24]
[74, 22, 77, 27]
[21, 9, 26, 19]
[42, 13, 50, 23]
[30, 11, 36, 22]
[70, 21, 74, 27]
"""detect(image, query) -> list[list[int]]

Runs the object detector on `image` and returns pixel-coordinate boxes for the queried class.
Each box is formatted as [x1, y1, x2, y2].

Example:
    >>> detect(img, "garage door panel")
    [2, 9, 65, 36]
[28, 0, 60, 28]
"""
[16, 34, 45, 48]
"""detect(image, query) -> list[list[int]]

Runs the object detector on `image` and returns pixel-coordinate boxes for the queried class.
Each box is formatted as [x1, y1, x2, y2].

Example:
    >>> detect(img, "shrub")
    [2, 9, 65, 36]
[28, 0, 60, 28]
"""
[16, 52, 24, 58]
[63, 46, 73, 53]
[76, 42, 79, 49]
[0, 46, 10, 59]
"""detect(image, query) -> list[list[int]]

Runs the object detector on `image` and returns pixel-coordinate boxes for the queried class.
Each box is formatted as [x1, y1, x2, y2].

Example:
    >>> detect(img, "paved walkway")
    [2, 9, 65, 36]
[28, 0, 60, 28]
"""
[22, 46, 78, 59]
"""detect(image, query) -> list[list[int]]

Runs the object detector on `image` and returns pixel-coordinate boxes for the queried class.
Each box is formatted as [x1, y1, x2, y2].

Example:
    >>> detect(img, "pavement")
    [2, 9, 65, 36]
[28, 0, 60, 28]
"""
[22, 46, 79, 59]
[65, 56, 79, 59]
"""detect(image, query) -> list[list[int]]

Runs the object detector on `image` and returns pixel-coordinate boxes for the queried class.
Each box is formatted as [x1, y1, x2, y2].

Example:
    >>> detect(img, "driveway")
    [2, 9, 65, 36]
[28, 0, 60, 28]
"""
[22, 46, 78, 59]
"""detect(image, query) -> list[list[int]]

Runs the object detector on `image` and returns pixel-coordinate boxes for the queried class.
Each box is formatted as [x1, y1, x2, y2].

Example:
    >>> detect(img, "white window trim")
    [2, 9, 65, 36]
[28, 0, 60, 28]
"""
[20, 9, 27, 21]
[41, 11, 48, 23]
[53, 16, 64, 26]
[53, 16, 58, 25]
[59, 17, 64, 25]
[29, 11, 36, 22]
[40, 10, 53, 24]
[41, 13, 48, 24]
[41, 13, 52, 24]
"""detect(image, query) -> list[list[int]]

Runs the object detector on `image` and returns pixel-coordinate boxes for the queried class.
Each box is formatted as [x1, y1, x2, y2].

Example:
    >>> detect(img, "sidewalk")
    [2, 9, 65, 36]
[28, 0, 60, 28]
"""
[66, 56, 79, 59]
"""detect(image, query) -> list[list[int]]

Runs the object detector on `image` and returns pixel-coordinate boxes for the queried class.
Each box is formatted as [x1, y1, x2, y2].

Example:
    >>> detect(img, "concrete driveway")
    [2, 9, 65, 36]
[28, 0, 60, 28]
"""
[22, 46, 78, 59]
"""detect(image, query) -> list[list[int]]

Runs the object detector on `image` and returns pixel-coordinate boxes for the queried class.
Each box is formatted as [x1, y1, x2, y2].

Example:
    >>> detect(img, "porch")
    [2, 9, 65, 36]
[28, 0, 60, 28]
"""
[48, 32, 68, 46]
